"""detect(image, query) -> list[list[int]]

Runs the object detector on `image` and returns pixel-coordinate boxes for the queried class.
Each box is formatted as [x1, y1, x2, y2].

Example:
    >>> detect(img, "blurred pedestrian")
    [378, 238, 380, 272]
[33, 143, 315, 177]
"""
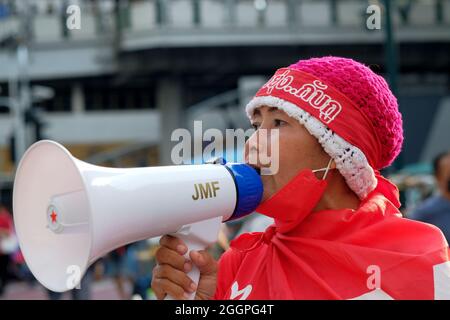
[123, 241, 154, 300]
[0, 203, 16, 295]
[410, 151, 450, 241]
[104, 247, 128, 299]
[46, 267, 93, 300]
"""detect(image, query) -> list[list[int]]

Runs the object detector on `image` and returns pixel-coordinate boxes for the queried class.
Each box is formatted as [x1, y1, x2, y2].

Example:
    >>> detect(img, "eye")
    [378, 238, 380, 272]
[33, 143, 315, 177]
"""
[274, 119, 287, 127]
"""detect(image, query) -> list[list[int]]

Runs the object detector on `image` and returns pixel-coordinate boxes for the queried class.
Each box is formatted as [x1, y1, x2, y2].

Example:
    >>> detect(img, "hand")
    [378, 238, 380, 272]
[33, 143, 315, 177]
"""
[152, 235, 218, 300]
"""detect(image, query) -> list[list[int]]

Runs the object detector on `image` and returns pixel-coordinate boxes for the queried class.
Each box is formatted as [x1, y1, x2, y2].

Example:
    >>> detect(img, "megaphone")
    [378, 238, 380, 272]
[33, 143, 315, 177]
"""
[13, 140, 262, 298]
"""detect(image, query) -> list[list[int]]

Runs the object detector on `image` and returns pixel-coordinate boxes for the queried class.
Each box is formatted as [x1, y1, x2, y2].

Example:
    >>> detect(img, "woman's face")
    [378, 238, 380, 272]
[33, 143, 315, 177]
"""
[245, 106, 331, 202]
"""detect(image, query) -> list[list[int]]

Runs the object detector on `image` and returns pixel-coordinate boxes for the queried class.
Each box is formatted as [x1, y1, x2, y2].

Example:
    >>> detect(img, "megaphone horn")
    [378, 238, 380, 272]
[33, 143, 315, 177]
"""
[13, 140, 263, 298]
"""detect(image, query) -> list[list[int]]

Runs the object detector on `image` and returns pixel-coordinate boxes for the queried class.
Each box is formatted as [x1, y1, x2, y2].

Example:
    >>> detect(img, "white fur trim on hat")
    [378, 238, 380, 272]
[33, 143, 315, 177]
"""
[245, 95, 377, 200]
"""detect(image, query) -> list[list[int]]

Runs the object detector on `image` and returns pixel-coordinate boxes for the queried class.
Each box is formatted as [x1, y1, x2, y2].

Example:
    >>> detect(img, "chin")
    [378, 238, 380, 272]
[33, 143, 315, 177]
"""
[260, 181, 275, 203]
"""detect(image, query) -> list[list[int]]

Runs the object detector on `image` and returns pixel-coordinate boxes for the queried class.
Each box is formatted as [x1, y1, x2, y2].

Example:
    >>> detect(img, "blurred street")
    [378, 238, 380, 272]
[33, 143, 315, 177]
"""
[1, 278, 131, 300]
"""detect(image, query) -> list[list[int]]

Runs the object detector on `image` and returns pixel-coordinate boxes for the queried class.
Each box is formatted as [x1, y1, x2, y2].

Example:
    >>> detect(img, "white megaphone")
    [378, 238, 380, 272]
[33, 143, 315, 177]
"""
[13, 140, 263, 298]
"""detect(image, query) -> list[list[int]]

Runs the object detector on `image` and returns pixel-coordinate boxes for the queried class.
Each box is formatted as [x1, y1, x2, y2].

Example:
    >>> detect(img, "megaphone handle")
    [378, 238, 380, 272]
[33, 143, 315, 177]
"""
[184, 239, 204, 300]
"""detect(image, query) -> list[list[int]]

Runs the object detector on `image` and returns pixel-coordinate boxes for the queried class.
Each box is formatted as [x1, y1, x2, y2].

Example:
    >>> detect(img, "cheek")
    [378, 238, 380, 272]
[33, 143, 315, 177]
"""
[258, 126, 323, 200]
[261, 135, 305, 197]
[276, 135, 307, 173]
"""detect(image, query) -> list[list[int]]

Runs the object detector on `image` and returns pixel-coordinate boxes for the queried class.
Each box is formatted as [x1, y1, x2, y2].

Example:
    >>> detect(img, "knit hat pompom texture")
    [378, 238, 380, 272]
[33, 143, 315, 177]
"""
[289, 56, 403, 169]
[245, 56, 403, 199]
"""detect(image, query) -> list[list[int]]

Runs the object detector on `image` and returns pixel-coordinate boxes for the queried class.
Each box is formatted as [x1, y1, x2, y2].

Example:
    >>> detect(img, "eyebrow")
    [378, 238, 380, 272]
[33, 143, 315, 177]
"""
[252, 107, 280, 117]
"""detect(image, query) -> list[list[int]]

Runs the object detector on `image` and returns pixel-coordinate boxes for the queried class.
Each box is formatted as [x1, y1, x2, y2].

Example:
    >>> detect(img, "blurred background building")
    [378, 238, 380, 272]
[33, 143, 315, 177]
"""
[0, 0, 449, 299]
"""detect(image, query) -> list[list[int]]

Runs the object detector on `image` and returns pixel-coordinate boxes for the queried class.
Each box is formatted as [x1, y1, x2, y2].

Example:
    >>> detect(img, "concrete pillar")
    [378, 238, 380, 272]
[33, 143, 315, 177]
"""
[156, 77, 184, 165]
[286, 0, 298, 27]
[71, 83, 85, 114]
[225, 0, 237, 25]
[192, 0, 201, 26]
[155, 0, 168, 26]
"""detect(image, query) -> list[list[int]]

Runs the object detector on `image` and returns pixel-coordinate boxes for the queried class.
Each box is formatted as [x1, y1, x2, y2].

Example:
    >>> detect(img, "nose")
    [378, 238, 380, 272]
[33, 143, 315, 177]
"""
[245, 130, 274, 168]
[244, 131, 259, 163]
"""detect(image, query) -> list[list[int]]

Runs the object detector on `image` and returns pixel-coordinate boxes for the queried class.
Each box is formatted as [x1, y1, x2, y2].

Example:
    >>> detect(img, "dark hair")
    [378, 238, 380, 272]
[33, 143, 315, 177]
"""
[433, 151, 450, 177]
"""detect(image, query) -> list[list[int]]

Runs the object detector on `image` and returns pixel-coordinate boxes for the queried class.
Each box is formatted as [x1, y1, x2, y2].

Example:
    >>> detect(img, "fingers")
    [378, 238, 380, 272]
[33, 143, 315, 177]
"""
[160, 235, 187, 255]
[152, 277, 189, 300]
[157, 235, 193, 271]
[152, 265, 197, 299]
[152, 235, 217, 300]
[155, 244, 189, 271]
[153, 235, 195, 300]
[189, 250, 218, 276]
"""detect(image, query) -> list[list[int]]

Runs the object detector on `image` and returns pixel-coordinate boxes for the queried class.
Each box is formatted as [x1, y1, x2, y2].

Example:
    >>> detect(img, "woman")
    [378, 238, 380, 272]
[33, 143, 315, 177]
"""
[151, 56, 450, 300]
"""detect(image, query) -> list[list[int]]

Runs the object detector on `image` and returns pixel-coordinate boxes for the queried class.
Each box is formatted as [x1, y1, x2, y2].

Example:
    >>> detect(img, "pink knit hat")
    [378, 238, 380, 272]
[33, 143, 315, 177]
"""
[245, 56, 403, 199]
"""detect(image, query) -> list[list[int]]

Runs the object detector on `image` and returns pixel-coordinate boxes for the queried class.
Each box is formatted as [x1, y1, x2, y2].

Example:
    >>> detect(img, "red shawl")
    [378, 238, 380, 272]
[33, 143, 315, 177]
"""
[214, 171, 450, 300]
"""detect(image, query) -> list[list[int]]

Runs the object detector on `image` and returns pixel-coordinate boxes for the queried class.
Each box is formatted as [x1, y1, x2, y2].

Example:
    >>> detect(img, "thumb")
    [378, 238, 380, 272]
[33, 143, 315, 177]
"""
[189, 250, 217, 276]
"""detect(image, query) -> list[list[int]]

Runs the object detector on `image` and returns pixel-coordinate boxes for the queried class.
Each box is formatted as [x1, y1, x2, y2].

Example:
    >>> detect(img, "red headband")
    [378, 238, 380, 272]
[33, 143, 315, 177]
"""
[254, 68, 382, 168]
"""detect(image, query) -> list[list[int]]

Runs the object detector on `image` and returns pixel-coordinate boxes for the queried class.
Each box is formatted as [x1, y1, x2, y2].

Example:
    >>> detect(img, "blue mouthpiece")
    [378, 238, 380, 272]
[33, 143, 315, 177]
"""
[224, 162, 263, 221]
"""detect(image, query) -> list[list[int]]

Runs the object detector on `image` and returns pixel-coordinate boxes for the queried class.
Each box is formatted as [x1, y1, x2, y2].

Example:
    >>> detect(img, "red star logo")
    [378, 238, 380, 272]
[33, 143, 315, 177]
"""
[50, 211, 57, 223]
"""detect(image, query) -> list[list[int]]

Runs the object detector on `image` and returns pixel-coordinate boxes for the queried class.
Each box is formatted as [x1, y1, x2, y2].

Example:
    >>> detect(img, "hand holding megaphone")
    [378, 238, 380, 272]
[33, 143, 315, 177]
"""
[152, 234, 219, 300]
[13, 140, 263, 298]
